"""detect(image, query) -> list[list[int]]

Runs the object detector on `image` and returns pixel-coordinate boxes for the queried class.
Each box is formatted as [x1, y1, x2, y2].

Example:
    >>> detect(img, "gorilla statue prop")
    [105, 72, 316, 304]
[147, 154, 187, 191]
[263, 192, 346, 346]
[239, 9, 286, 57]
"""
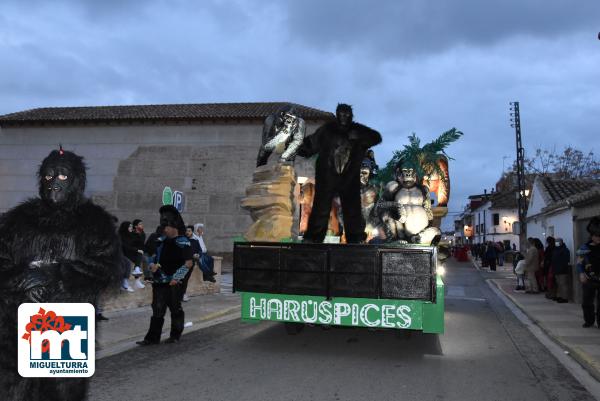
[298, 104, 381, 243]
[0, 148, 121, 401]
[378, 160, 441, 245]
[360, 161, 380, 242]
[256, 104, 306, 167]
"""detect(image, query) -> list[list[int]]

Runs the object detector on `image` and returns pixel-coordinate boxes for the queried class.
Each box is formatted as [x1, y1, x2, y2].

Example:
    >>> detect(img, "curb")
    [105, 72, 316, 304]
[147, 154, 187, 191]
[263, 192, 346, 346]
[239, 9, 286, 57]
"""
[97, 305, 241, 360]
[488, 278, 600, 383]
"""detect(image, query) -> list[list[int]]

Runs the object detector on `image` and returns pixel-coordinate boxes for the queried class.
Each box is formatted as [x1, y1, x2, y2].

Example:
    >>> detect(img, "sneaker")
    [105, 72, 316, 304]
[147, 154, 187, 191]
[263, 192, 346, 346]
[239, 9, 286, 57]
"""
[583, 322, 594, 328]
[182, 294, 190, 302]
[134, 278, 146, 289]
[163, 337, 179, 344]
[556, 298, 568, 303]
[96, 314, 109, 321]
[132, 266, 143, 276]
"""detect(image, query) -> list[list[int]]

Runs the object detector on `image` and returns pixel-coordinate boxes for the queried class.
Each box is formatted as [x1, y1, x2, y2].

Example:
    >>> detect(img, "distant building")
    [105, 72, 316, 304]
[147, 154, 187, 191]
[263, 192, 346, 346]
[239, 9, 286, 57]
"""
[468, 190, 520, 249]
[526, 176, 600, 256]
[526, 175, 600, 301]
[0, 102, 334, 253]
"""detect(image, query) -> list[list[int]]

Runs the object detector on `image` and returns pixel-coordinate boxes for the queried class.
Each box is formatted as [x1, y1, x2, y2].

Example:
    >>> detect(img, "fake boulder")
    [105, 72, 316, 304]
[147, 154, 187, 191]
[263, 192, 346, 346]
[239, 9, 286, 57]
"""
[241, 163, 296, 241]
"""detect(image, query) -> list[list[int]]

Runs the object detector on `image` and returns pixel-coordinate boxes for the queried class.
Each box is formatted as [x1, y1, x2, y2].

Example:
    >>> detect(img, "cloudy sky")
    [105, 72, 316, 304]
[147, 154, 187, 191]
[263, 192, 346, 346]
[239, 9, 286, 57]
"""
[1, 0, 599, 228]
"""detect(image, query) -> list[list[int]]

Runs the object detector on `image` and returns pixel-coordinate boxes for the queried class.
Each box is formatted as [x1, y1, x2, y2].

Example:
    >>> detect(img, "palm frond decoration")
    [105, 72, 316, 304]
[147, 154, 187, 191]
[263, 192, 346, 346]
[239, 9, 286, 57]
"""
[378, 128, 463, 186]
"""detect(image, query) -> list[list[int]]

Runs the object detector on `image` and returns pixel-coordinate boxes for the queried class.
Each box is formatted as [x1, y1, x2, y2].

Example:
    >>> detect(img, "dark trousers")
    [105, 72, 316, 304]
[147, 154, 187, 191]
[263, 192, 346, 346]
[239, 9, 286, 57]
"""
[144, 284, 184, 342]
[304, 174, 365, 243]
[582, 281, 600, 325]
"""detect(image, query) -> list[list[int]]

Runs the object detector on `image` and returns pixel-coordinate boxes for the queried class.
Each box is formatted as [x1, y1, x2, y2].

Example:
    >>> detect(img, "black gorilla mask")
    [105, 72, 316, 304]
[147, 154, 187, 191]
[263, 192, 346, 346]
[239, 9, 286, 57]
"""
[159, 205, 185, 234]
[38, 149, 86, 208]
[336, 103, 353, 129]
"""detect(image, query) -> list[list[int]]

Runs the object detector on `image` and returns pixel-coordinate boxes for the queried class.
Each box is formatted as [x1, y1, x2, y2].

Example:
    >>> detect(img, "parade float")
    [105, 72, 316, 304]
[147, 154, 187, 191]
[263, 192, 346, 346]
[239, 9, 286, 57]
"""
[234, 104, 461, 335]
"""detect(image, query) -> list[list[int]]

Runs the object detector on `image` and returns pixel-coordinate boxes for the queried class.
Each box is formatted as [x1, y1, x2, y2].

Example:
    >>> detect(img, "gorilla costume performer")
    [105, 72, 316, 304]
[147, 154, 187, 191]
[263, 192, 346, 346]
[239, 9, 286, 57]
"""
[0, 148, 121, 401]
[298, 104, 381, 243]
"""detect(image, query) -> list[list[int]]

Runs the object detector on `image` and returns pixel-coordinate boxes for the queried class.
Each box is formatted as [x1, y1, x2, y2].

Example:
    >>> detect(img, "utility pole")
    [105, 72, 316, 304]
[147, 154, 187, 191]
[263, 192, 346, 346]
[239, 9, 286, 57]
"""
[510, 101, 526, 248]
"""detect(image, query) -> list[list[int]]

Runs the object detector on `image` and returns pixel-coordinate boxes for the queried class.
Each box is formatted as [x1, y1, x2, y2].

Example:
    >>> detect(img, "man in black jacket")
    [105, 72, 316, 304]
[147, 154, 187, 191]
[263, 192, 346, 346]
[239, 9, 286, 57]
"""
[552, 237, 571, 303]
[137, 206, 193, 345]
[298, 104, 381, 243]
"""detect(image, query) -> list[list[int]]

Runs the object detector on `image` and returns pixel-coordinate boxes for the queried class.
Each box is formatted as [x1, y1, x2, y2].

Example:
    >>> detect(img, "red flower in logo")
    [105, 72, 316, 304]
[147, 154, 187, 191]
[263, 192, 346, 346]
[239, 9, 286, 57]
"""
[22, 307, 72, 353]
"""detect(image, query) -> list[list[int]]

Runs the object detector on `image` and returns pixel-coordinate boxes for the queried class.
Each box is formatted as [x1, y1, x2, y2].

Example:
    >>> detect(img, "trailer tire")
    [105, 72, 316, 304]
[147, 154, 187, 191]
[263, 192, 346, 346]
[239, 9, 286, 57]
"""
[284, 322, 305, 335]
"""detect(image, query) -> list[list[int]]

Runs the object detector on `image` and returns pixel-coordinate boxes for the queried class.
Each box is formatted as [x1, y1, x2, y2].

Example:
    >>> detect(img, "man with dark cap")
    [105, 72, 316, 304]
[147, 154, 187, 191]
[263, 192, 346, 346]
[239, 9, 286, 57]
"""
[577, 217, 600, 328]
[136, 205, 193, 345]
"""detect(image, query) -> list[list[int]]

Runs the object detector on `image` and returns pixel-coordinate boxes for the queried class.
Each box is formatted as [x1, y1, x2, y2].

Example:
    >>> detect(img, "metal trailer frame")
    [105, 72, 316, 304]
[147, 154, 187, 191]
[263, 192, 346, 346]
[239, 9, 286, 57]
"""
[233, 242, 444, 334]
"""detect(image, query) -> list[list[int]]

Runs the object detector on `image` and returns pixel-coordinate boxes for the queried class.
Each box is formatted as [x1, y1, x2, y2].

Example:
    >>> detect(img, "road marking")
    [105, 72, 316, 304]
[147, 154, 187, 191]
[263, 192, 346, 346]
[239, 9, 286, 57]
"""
[447, 286, 465, 297]
[445, 296, 487, 302]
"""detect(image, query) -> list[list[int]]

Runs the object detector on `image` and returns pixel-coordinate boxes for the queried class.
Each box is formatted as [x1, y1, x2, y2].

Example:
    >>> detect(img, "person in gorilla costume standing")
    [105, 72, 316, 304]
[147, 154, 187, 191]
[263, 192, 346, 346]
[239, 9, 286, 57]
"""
[0, 147, 121, 401]
[298, 104, 381, 243]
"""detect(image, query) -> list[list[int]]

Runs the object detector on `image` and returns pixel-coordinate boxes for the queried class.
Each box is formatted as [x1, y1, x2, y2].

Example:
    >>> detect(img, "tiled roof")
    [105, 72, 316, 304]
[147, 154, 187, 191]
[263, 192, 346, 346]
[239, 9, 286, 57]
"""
[489, 190, 518, 210]
[0, 102, 335, 127]
[542, 181, 600, 213]
[540, 176, 595, 203]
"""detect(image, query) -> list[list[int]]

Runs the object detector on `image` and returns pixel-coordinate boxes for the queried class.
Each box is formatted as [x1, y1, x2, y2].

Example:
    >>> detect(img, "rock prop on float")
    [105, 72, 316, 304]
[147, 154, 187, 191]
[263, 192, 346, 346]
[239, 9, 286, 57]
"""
[241, 163, 296, 241]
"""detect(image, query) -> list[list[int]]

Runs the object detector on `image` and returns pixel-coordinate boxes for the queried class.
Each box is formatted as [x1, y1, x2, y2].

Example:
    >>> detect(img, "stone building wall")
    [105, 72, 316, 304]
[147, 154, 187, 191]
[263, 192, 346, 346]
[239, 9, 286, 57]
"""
[0, 120, 322, 253]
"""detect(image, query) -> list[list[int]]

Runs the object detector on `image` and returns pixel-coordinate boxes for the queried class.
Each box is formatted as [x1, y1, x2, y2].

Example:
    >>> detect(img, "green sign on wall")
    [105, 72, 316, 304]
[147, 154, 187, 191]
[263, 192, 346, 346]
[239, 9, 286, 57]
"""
[162, 186, 173, 205]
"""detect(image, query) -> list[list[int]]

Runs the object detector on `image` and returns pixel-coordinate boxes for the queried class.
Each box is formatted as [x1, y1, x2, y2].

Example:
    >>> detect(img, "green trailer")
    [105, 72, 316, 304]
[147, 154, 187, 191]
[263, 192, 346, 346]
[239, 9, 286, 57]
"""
[233, 242, 444, 334]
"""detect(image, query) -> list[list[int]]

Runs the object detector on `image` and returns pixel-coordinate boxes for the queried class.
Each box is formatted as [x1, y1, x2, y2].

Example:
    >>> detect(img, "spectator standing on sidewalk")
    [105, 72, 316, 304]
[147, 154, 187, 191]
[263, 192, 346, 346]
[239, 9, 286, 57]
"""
[143, 225, 163, 281]
[552, 237, 570, 303]
[533, 238, 546, 292]
[496, 241, 505, 266]
[514, 252, 526, 291]
[577, 217, 600, 328]
[524, 237, 540, 293]
[485, 241, 497, 271]
[195, 223, 216, 282]
[130, 219, 146, 289]
[137, 205, 193, 345]
[181, 225, 202, 302]
[118, 221, 136, 292]
[544, 236, 556, 300]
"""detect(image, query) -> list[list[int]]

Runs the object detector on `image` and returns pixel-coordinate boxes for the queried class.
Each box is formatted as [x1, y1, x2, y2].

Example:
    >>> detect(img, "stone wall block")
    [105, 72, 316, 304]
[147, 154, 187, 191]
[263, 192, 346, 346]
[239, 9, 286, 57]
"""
[116, 191, 163, 211]
[209, 194, 241, 214]
[186, 194, 210, 213]
[116, 159, 135, 175]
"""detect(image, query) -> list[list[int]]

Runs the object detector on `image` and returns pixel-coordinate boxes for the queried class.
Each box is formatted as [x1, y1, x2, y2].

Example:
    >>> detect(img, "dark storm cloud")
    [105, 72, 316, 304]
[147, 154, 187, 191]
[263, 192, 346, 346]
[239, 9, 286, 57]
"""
[1, 0, 599, 230]
[285, 0, 600, 57]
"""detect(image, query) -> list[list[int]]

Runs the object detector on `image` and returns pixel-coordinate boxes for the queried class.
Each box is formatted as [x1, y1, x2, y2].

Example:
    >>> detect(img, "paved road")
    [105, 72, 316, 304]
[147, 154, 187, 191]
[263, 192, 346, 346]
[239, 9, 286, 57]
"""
[88, 258, 596, 401]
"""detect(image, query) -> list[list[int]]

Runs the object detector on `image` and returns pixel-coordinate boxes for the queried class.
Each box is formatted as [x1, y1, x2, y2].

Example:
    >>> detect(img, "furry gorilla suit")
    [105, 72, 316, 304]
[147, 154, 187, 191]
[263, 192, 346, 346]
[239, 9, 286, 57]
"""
[0, 149, 121, 401]
[298, 104, 381, 243]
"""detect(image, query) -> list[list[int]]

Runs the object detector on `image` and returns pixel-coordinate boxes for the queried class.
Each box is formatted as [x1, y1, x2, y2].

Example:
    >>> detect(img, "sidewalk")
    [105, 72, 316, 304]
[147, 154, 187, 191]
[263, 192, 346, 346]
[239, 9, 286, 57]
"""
[469, 256, 600, 383]
[95, 272, 241, 359]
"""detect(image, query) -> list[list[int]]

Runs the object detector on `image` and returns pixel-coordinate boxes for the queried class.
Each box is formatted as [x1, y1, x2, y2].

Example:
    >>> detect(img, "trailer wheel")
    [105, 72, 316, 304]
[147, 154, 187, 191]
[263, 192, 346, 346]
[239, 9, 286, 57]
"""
[284, 322, 305, 335]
